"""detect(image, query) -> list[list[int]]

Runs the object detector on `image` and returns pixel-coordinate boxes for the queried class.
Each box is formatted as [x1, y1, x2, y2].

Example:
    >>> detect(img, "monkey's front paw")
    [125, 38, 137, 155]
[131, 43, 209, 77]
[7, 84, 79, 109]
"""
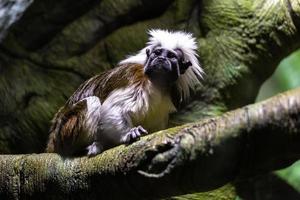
[122, 126, 148, 144]
[87, 142, 102, 157]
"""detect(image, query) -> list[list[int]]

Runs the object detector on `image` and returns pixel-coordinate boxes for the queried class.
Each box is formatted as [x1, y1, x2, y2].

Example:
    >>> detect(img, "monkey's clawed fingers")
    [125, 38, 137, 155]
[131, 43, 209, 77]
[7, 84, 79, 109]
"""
[136, 125, 148, 134]
[123, 126, 148, 144]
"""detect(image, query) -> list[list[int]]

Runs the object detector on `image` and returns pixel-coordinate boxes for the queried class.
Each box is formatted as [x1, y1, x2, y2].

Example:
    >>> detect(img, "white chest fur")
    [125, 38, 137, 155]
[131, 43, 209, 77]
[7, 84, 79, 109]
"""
[135, 86, 176, 132]
[102, 81, 176, 133]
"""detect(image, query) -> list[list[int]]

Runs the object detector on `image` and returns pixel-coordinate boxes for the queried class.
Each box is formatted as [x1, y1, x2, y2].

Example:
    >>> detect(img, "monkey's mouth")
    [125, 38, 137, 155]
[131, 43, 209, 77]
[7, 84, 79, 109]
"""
[149, 57, 172, 72]
[145, 58, 178, 87]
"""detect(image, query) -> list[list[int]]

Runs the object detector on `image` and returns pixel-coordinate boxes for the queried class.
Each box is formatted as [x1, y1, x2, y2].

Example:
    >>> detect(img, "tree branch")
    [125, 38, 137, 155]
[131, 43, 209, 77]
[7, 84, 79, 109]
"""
[0, 88, 299, 199]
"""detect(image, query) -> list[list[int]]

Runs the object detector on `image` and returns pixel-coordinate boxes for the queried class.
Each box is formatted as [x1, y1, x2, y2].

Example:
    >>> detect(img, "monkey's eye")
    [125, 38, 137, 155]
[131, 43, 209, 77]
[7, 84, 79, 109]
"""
[167, 52, 177, 59]
[153, 49, 162, 56]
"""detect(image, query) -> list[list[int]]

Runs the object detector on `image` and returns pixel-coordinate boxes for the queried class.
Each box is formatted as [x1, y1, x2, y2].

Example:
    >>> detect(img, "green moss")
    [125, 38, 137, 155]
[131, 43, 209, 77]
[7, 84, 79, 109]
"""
[168, 184, 236, 200]
[103, 8, 177, 63]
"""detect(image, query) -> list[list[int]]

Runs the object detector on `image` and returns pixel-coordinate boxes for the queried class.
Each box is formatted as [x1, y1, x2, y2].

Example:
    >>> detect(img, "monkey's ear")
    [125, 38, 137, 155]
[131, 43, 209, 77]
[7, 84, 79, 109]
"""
[180, 61, 192, 74]
[146, 49, 151, 57]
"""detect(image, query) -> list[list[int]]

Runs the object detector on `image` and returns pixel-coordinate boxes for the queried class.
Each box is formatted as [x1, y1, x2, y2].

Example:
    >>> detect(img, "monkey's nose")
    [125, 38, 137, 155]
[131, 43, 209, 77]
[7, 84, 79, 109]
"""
[157, 57, 169, 64]
[157, 56, 164, 59]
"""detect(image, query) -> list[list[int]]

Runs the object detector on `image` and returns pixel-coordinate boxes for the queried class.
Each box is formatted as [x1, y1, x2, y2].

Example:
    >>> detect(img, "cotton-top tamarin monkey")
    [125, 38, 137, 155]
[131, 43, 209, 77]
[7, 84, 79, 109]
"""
[46, 29, 203, 157]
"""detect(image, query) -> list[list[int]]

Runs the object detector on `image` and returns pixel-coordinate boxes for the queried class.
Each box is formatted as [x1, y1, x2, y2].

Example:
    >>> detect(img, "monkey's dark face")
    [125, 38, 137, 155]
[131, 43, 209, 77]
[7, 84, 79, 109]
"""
[144, 47, 191, 88]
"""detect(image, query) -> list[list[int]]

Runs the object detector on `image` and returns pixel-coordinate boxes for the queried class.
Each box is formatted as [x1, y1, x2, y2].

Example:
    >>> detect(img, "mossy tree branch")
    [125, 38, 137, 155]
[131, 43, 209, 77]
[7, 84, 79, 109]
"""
[0, 88, 299, 199]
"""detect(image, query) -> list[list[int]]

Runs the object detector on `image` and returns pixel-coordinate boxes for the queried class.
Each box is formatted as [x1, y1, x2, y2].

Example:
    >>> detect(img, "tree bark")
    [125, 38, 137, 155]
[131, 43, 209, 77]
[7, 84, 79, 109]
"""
[0, 88, 299, 199]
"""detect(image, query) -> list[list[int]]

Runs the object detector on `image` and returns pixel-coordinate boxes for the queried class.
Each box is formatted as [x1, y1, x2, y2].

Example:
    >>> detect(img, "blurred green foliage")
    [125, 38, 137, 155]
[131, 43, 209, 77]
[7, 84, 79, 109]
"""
[277, 161, 300, 193]
[256, 49, 300, 192]
[256, 50, 300, 101]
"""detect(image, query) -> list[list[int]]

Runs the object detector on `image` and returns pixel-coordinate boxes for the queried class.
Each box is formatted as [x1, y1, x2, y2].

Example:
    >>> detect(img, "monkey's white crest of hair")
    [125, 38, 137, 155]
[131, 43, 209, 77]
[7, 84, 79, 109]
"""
[120, 29, 203, 102]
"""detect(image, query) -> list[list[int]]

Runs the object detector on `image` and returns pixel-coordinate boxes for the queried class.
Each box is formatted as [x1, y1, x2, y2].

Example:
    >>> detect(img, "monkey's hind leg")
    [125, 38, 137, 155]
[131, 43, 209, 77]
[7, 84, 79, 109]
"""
[87, 125, 148, 157]
[46, 96, 102, 157]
